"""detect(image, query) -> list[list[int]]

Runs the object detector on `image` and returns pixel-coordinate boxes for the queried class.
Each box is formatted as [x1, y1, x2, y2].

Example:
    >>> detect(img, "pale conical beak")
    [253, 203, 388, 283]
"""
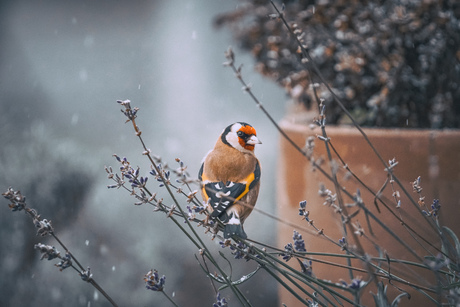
[246, 135, 262, 145]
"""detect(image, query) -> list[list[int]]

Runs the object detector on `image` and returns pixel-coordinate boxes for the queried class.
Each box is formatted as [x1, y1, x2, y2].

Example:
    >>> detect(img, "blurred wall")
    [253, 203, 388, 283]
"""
[0, 0, 286, 306]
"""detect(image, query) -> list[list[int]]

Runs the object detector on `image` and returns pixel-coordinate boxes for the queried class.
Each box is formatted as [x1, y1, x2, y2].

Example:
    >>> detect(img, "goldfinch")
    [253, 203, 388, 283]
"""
[198, 122, 261, 239]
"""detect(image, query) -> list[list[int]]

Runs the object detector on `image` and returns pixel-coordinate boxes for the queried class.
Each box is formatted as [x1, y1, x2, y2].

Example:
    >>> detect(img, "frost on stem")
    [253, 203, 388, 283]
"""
[117, 99, 141, 135]
[117, 99, 138, 122]
[297, 258, 313, 277]
[144, 269, 166, 292]
[35, 243, 61, 261]
[318, 184, 337, 208]
[80, 267, 93, 282]
[223, 46, 235, 67]
[303, 136, 315, 159]
[111, 154, 151, 190]
[173, 158, 190, 179]
[425, 253, 449, 272]
[293, 230, 306, 252]
[339, 276, 366, 290]
[280, 230, 307, 262]
[186, 203, 207, 221]
[412, 175, 426, 207]
[298, 200, 310, 222]
[219, 240, 259, 261]
[339, 237, 347, 251]
[106, 165, 124, 189]
[55, 252, 73, 271]
[35, 244, 74, 272]
[386, 158, 399, 171]
[213, 292, 228, 307]
[281, 243, 294, 262]
[3, 187, 54, 236]
[422, 199, 441, 217]
[313, 104, 327, 128]
[134, 189, 152, 206]
[33, 217, 54, 236]
[3, 187, 27, 212]
[353, 221, 364, 237]
[412, 176, 423, 194]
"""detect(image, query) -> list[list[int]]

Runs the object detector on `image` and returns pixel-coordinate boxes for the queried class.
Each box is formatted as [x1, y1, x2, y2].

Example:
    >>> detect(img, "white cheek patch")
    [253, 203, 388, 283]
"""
[225, 131, 244, 151]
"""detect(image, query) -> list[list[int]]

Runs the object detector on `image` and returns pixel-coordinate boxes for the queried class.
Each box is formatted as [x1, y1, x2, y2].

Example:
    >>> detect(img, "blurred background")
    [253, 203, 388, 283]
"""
[0, 0, 287, 306]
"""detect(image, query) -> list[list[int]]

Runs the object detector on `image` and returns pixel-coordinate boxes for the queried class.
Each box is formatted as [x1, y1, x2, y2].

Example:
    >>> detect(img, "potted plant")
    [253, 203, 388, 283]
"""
[216, 1, 460, 305]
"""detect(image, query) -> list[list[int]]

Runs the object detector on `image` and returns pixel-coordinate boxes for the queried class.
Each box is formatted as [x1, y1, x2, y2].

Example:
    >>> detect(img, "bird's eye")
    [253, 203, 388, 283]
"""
[237, 131, 244, 137]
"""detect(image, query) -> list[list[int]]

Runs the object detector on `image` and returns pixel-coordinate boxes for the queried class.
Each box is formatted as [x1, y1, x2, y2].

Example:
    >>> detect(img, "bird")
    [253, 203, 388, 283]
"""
[198, 122, 261, 239]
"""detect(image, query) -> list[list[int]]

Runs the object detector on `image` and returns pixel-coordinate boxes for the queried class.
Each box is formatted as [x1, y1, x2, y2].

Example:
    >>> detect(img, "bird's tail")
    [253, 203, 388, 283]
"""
[224, 224, 247, 239]
[223, 211, 247, 239]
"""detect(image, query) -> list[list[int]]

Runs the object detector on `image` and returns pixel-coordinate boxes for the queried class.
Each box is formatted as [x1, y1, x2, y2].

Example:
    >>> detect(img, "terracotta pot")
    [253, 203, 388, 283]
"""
[277, 112, 460, 306]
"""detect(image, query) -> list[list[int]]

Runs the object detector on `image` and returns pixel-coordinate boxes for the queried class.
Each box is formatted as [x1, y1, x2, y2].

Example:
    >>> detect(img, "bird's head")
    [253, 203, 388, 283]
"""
[221, 122, 262, 153]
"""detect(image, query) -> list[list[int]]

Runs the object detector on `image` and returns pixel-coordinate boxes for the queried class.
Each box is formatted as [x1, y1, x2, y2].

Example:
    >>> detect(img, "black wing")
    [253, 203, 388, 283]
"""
[205, 181, 246, 220]
[199, 160, 260, 221]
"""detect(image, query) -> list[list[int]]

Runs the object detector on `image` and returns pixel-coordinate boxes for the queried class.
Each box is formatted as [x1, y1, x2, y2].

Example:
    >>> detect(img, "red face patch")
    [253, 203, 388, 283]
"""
[244, 144, 255, 151]
[240, 125, 257, 136]
[237, 125, 257, 150]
